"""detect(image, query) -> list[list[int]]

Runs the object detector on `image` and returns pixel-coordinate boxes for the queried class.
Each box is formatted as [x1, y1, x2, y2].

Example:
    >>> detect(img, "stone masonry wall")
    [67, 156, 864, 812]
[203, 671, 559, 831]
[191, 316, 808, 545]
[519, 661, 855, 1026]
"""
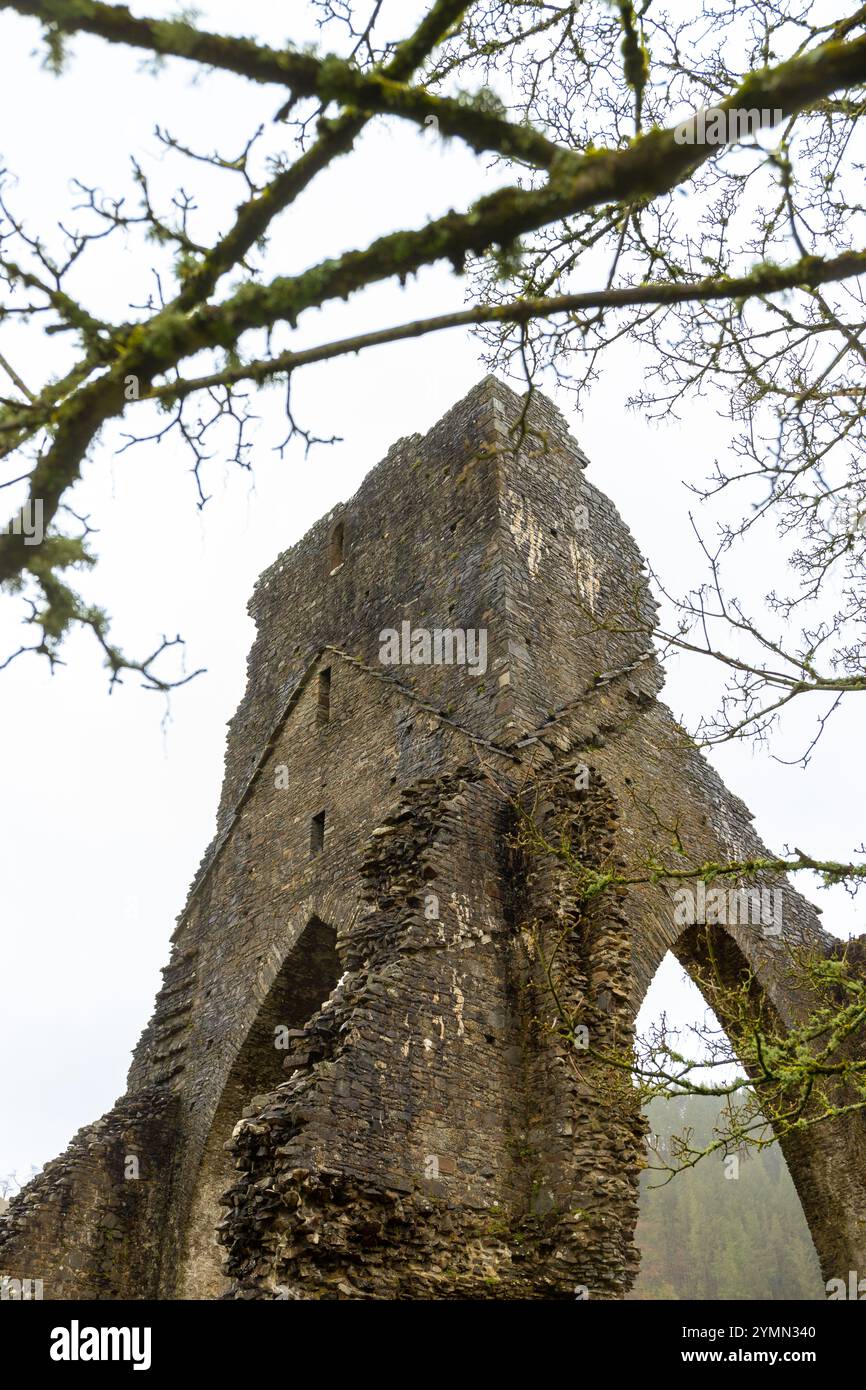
[2, 376, 864, 1300]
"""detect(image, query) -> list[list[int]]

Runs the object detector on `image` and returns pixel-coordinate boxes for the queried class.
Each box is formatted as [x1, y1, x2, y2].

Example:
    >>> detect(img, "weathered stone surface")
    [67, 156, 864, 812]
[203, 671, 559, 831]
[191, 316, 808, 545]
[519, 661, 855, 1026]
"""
[2, 376, 864, 1299]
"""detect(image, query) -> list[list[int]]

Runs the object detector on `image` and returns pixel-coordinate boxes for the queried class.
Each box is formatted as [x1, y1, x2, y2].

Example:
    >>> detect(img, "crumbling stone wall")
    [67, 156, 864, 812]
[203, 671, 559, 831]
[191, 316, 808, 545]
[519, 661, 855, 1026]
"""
[0, 1091, 178, 1298]
[2, 376, 863, 1299]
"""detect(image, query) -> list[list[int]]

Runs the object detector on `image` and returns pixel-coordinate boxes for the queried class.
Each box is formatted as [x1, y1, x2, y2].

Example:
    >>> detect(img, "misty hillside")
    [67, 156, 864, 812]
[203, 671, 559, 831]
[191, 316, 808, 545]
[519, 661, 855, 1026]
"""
[631, 1095, 824, 1300]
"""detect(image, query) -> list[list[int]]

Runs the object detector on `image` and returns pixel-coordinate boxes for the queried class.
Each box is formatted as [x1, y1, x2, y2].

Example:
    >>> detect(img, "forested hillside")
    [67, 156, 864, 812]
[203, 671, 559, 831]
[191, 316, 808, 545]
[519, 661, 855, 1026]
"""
[631, 1096, 824, 1300]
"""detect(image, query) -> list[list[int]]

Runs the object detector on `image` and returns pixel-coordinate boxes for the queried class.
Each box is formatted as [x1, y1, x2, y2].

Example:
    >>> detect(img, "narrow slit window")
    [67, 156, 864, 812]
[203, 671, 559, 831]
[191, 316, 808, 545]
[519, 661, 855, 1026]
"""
[317, 667, 331, 725]
[310, 810, 326, 857]
[329, 522, 344, 571]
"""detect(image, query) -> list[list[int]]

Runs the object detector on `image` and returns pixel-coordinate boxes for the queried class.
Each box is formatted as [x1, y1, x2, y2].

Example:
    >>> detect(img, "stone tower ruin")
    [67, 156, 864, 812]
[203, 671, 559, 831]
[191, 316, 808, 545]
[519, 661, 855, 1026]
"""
[2, 377, 864, 1299]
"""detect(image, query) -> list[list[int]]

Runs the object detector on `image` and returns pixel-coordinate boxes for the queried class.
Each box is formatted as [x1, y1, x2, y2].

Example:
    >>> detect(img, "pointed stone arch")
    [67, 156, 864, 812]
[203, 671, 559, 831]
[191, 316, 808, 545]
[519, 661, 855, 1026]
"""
[177, 915, 342, 1298]
[667, 921, 866, 1288]
[620, 882, 866, 1293]
[504, 749, 866, 1298]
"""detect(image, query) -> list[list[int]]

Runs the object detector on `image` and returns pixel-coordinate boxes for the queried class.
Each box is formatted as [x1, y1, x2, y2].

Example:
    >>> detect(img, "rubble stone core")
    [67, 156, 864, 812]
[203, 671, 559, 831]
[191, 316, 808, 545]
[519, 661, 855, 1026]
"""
[2, 376, 864, 1300]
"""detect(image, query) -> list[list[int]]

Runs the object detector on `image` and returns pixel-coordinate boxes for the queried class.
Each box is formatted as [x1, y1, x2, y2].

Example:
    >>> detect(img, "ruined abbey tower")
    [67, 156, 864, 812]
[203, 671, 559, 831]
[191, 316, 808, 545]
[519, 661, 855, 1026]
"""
[2, 378, 864, 1299]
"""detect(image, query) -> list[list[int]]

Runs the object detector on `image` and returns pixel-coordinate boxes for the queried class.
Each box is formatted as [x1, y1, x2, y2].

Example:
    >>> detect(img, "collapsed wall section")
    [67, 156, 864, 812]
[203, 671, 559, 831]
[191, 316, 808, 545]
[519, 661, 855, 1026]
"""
[219, 772, 541, 1298]
[0, 1091, 179, 1299]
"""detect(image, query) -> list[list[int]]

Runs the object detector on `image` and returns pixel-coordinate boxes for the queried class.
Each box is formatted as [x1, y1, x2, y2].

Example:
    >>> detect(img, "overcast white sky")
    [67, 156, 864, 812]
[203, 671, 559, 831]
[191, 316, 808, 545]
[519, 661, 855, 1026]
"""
[0, 2, 862, 1183]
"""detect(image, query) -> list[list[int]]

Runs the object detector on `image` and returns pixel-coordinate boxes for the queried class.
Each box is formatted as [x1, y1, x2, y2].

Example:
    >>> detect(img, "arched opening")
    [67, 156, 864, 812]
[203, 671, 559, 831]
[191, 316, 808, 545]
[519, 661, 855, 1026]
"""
[329, 521, 344, 571]
[629, 948, 823, 1299]
[178, 917, 342, 1298]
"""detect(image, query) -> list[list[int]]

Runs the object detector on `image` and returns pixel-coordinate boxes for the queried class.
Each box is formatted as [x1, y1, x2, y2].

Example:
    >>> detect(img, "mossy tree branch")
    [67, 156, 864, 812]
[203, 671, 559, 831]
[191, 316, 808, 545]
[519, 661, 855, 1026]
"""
[2, 2, 866, 687]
